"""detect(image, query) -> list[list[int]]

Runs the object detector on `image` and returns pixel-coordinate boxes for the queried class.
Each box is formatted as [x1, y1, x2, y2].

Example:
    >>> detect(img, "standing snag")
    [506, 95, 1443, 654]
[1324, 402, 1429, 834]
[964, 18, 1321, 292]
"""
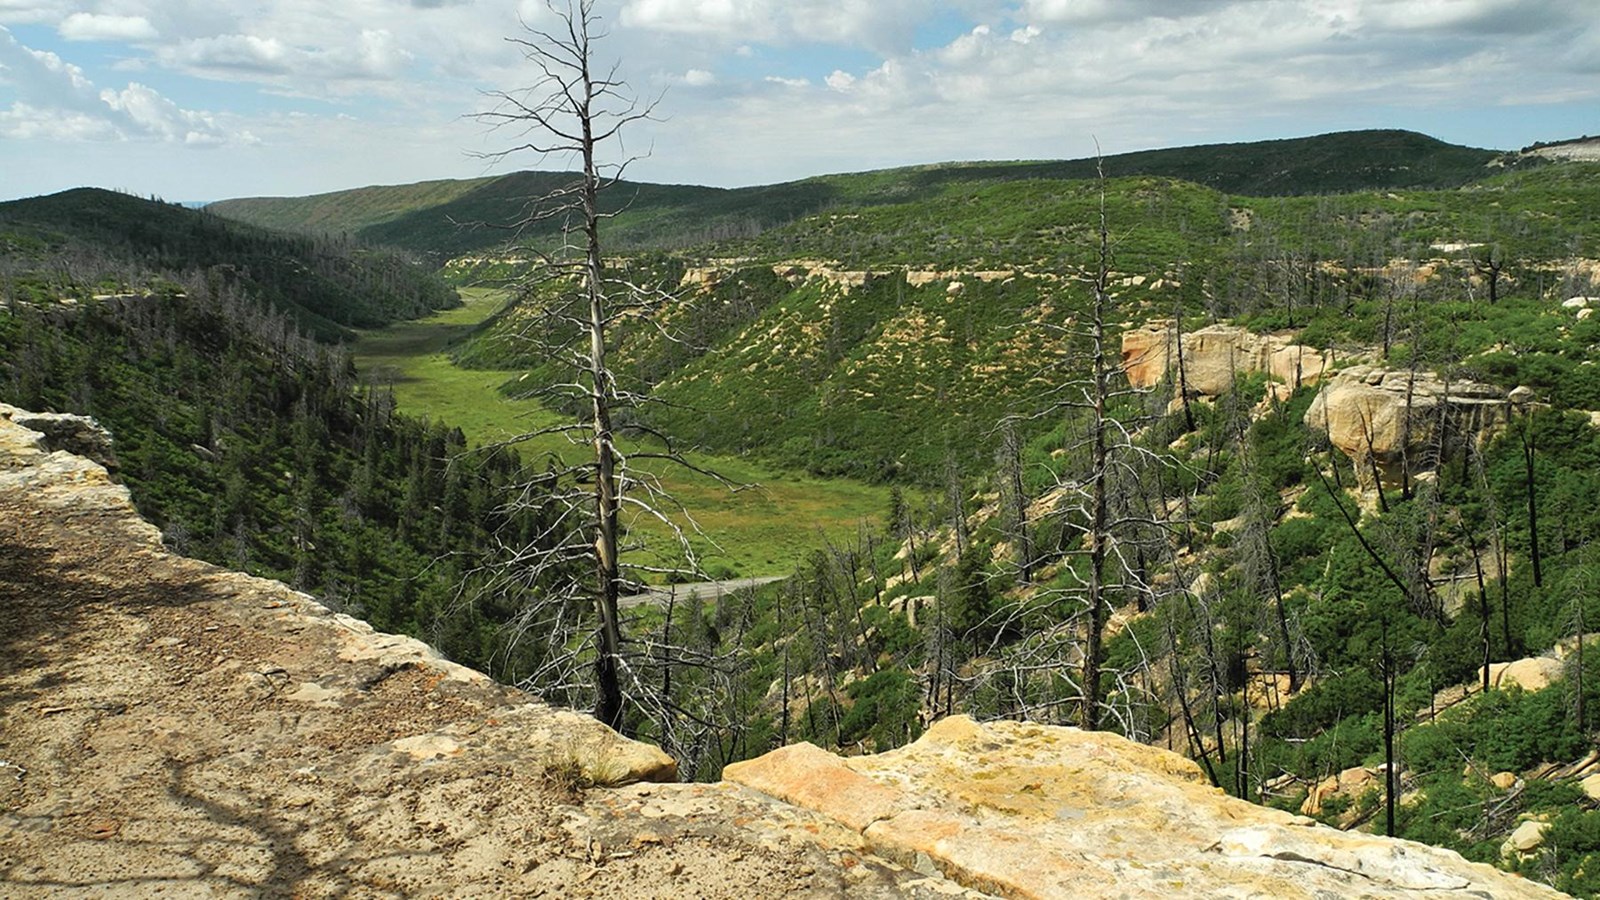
[470, 0, 719, 735]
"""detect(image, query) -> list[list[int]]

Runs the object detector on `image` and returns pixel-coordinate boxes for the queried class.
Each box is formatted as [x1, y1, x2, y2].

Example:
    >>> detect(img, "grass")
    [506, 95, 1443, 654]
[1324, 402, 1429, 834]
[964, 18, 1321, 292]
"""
[352, 288, 889, 578]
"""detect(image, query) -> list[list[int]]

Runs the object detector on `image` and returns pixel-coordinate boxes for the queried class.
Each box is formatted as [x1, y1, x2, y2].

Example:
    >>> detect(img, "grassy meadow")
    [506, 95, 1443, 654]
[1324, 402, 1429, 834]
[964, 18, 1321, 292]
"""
[352, 287, 890, 578]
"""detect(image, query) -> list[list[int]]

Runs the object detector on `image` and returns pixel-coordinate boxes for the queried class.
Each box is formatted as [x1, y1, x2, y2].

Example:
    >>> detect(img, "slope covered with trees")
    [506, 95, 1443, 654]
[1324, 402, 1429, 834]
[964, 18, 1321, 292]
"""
[1, 188, 459, 340]
[12, 142, 1600, 895]
[209, 130, 1511, 263]
[436, 154, 1600, 895]
[0, 195, 566, 686]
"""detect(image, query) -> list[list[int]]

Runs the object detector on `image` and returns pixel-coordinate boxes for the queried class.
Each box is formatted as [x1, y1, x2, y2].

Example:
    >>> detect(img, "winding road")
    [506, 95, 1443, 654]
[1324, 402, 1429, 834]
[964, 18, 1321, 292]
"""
[618, 576, 786, 609]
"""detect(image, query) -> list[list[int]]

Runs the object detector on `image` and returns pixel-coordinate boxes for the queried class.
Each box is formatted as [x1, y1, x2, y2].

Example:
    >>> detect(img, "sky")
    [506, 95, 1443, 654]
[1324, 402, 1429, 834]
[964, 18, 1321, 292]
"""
[1, 0, 1597, 202]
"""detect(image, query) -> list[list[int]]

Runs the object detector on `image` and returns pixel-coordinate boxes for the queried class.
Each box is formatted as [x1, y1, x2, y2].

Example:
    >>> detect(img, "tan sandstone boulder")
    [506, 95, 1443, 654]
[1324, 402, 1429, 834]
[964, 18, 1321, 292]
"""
[1305, 365, 1510, 489]
[1482, 656, 1566, 692]
[1502, 820, 1552, 859]
[726, 716, 1560, 899]
[1121, 321, 1330, 396]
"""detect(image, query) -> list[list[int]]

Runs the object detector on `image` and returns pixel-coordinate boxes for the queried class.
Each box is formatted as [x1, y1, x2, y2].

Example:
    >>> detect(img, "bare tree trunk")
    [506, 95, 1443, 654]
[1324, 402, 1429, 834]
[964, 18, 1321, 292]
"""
[1083, 161, 1112, 732]
[1172, 307, 1195, 433]
[1381, 625, 1397, 838]
[1473, 534, 1491, 694]
[577, 57, 626, 731]
[1000, 420, 1033, 583]
[1522, 413, 1543, 589]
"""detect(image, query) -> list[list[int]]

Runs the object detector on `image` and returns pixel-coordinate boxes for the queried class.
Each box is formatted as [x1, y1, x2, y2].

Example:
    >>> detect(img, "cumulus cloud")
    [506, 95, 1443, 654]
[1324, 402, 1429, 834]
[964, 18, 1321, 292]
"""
[0, 0, 69, 26]
[6, 0, 1600, 197]
[59, 13, 158, 42]
[619, 0, 937, 52]
[635, 0, 1600, 189]
[0, 26, 244, 145]
[157, 28, 410, 82]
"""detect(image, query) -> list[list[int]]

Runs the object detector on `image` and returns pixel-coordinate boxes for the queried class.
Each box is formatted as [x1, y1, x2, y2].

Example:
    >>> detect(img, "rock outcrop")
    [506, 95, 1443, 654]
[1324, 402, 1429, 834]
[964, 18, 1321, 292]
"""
[0, 406, 966, 899]
[0, 406, 1566, 898]
[726, 716, 1558, 898]
[1304, 365, 1515, 489]
[1482, 656, 1567, 693]
[1121, 320, 1331, 397]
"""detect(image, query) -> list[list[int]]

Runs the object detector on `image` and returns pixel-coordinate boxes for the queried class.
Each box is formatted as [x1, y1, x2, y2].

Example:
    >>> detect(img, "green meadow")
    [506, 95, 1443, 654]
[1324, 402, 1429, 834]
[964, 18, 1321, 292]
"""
[352, 288, 890, 578]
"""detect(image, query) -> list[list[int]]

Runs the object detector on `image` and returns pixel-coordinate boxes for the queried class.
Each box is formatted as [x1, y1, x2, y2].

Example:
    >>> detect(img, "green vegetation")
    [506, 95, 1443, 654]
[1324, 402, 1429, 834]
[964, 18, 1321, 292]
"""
[210, 129, 1511, 263]
[351, 287, 889, 577]
[11, 136, 1600, 894]
[0, 188, 459, 339]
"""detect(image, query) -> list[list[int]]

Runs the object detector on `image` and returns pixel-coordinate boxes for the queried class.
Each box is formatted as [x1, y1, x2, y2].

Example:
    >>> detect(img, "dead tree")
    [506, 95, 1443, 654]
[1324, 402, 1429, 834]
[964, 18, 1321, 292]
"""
[470, 0, 731, 734]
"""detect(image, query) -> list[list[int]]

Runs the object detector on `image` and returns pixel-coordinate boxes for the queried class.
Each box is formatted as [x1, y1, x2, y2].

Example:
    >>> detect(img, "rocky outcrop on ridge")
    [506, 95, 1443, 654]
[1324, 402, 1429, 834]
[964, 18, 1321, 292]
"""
[1121, 321, 1331, 398]
[0, 405, 1565, 898]
[1304, 365, 1517, 488]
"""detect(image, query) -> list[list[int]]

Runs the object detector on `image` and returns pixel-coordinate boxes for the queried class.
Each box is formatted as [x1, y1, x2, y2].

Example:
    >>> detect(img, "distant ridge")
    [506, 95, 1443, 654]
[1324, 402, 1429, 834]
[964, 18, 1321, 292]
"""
[0, 187, 457, 339]
[209, 129, 1507, 262]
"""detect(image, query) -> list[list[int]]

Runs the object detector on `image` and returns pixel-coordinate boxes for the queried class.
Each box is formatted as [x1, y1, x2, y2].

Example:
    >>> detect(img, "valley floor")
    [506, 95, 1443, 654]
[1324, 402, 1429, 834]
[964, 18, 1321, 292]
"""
[350, 288, 890, 578]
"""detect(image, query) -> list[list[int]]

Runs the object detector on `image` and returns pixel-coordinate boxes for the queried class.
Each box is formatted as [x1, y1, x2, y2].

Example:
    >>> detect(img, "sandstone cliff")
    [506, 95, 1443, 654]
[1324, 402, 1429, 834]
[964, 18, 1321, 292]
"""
[1121, 321, 1331, 398]
[0, 406, 1564, 898]
[1304, 365, 1516, 489]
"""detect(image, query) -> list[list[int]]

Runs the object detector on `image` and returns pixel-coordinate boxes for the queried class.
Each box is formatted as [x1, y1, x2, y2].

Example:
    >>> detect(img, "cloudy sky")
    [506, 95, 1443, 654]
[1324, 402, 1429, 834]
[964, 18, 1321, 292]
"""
[1, 0, 1596, 202]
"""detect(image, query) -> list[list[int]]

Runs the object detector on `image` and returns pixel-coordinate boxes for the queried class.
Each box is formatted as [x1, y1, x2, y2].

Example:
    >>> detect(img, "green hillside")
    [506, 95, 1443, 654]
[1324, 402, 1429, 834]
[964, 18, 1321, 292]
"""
[452, 163, 1600, 484]
[0, 188, 459, 340]
[208, 130, 1510, 263]
[208, 176, 498, 235]
[12, 137, 1600, 894]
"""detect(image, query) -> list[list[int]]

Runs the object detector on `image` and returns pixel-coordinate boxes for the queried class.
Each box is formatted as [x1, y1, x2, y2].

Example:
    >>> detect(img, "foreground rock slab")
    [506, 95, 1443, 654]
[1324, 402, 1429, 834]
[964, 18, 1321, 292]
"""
[0, 407, 977, 899]
[726, 716, 1563, 899]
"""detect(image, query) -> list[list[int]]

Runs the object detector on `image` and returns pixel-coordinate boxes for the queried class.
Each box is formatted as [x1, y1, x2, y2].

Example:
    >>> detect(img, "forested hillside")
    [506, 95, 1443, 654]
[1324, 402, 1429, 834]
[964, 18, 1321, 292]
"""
[12, 144, 1600, 895]
[436, 155, 1600, 893]
[210, 130, 1511, 263]
[0, 193, 561, 684]
[1, 188, 459, 340]
[454, 163, 1600, 482]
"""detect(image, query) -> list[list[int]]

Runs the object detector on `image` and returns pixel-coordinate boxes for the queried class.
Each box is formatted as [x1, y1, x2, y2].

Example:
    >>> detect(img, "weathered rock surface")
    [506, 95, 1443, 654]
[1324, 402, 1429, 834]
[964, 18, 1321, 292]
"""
[0, 407, 1567, 898]
[1121, 321, 1331, 396]
[1482, 656, 1567, 692]
[0, 404, 119, 471]
[1305, 365, 1514, 489]
[726, 716, 1560, 899]
[1503, 820, 1553, 859]
[0, 409, 977, 899]
[1300, 765, 1379, 817]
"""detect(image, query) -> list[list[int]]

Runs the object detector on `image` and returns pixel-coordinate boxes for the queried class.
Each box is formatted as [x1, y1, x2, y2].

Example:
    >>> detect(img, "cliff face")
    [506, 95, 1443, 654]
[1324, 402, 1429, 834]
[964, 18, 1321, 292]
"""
[1304, 365, 1515, 489]
[0, 405, 1565, 899]
[1120, 321, 1332, 398]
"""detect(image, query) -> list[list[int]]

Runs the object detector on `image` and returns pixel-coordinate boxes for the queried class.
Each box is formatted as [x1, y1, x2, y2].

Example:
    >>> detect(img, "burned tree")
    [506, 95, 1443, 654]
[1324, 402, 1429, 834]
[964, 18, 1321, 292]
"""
[470, 0, 725, 734]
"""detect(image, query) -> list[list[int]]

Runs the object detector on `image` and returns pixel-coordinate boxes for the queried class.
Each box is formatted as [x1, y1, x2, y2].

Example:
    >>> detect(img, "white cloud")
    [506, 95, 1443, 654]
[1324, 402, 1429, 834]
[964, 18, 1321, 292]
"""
[0, 26, 242, 145]
[5, 0, 1600, 199]
[0, 100, 118, 139]
[620, 0, 938, 51]
[156, 27, 412, 86]
[59, 13, 158, 42]
[0, 0, 69, 26]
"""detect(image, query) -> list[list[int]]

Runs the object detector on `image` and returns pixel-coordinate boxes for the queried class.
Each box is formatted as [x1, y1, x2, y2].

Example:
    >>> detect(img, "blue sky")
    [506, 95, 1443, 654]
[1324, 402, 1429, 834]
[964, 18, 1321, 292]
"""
[1, 0, 1596, 202]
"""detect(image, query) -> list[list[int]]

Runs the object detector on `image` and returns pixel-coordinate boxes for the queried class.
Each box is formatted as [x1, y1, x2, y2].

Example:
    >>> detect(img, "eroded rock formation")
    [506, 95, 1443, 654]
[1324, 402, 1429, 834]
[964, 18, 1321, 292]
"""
[726, 717, 1559, 899]
[0, 405, 1565, 898]
[1121, 320, 1331, 397]
[1304, 365, 1515, 489]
